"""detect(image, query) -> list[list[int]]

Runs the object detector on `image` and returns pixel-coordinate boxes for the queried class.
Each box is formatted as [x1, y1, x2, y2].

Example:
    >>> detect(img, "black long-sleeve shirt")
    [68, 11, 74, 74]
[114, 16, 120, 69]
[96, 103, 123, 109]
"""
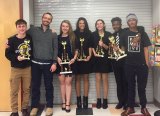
[5, 35, 32, 68]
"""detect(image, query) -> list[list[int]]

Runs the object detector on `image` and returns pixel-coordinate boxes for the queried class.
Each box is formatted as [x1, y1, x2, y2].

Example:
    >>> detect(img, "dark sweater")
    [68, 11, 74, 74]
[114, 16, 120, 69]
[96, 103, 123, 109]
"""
[5, 35, 32, 68]
[27, 25, 58, 63]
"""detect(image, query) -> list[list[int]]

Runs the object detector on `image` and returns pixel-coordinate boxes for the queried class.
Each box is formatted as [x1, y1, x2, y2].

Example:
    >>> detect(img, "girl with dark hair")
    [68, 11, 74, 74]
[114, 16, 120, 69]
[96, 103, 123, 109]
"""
[92, 19, 112, 109]
[57, 20, 78, 113]
[74, 17, 92, 109]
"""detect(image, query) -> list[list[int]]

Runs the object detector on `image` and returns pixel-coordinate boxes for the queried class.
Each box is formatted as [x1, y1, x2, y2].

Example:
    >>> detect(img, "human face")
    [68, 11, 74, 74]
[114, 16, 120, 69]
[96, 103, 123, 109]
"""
[16, 24, 27, 35]
[61, 22, 69, 34]
[96, 20, 105, 31]
[112, 21, 122, 32]
[78, 20, 85, 31]
[42, 14, 52, 26]
[127, 18, 137, 28]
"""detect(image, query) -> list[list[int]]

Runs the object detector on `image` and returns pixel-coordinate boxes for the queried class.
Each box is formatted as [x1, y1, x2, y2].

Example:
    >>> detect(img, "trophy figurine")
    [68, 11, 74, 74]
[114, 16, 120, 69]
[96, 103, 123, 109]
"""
[60, 41, 72, 74]
[19, 39, 31, 60]
[77, 38, 86, 61]
[108, 35, 127, 61]
[95, 35, 105, 57]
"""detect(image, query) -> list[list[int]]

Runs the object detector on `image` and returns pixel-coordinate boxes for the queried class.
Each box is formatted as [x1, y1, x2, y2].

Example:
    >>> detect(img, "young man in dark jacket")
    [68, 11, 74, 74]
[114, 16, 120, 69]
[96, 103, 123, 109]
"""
[111, 17, 128, 109]
[5, 19, 32, 116]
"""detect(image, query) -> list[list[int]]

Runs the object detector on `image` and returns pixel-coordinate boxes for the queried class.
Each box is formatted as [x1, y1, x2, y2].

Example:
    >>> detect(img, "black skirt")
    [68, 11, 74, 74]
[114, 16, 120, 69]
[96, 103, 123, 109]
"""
[75, 60, 91, 74]
[91, 56, 113, 73]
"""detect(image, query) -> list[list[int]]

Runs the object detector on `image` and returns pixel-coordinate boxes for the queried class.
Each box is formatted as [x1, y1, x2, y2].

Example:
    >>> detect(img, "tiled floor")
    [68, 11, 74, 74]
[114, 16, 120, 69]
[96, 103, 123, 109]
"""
[0, 104, 159, 116]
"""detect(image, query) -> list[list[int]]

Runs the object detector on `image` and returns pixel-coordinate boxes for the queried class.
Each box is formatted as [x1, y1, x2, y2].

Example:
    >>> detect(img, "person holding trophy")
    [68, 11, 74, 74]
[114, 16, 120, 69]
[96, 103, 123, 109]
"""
[57, 20, 78, 113]
[74, 17, 92, 109]
[110, 17, 128, 109]
[120, 13, 151, 116]
[92, 19, 112, 109]
[5, 19, 32, 116]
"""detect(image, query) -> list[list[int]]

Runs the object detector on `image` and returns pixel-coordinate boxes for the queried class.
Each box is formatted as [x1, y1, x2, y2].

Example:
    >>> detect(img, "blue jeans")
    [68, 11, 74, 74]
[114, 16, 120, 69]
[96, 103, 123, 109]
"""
[31, 62, 54, 108]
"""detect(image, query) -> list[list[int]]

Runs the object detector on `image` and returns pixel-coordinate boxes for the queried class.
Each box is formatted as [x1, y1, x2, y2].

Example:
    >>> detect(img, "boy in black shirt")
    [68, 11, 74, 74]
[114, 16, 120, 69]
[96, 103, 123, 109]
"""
[111, 17, 128, 109]
[5, 19, 32, 116]
[121, 13, 151, 116]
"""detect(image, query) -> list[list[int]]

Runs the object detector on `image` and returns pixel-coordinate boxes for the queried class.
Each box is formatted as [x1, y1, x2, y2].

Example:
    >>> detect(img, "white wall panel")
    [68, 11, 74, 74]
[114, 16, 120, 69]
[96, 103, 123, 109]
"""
[33, 0, 153, 104]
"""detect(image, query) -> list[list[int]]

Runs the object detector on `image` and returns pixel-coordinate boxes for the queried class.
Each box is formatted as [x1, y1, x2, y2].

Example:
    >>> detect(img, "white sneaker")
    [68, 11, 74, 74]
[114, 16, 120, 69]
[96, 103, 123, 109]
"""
[46, 108, 53, 116]
[30, 108, 38, 116]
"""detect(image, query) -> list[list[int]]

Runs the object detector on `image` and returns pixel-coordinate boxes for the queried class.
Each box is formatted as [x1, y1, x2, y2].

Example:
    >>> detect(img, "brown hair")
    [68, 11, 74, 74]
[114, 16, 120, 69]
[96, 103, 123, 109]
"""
[60, 20, 76, 52]
[95, 19, 106, 31]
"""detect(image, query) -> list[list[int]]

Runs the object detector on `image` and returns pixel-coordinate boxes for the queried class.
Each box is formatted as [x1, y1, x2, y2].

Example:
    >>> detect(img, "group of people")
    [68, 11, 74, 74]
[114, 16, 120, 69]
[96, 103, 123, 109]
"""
[5, 12, 151, 116]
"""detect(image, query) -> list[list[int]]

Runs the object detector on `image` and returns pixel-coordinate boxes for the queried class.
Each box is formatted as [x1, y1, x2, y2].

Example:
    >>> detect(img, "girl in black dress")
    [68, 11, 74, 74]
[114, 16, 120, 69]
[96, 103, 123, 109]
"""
[74, 17, 92, 109]
[57, 20, 78, 113]
[92, 19, 112, 109]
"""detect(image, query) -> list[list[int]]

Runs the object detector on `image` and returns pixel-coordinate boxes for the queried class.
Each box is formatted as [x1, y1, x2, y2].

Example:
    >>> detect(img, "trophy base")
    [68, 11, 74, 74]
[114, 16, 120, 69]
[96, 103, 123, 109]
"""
[60, 71, 72, 74]
[23, 57, 30, 60]
[77, 58, 86, 61]
[60, 62, 70, 64]
[96, 55, 104, 57]
[116, 54, 127, 61]
[108, 56, 117, 59]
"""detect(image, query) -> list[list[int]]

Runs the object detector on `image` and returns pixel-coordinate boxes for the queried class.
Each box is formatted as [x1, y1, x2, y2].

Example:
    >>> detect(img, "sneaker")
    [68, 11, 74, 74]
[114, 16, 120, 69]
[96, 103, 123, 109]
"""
[115, 103, 123, 109]
[30, 108, 38, 116]
[121, 107, 135, 116]
[46, 108, 53, 116]
[10, 112, 19, 116]
[141, 108, 151, 116]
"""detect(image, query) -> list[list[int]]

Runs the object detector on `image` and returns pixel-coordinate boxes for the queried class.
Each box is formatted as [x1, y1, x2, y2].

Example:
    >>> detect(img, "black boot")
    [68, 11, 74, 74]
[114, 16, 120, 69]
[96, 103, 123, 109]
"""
[77, 96, 82, 109]
[83, 96, 88, 109]
[96, 98, 101, 109]
[102, 99, 108, 109]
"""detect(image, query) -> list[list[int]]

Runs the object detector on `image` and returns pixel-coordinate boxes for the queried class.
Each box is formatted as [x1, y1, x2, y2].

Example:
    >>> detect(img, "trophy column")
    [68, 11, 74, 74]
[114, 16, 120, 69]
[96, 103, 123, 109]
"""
[95, 35, 104, 57]
[77, 38, 86, 61]
[60, 41, 72, 74]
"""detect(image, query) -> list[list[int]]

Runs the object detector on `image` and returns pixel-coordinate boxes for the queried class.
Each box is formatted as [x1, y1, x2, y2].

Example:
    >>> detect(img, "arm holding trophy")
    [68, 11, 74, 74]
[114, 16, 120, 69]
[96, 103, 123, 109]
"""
[108, 35, 127, 61]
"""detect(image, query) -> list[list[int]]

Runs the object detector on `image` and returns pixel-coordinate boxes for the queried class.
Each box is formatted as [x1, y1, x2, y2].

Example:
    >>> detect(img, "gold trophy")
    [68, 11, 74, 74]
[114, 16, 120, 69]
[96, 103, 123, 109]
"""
[77, 38, 86, 61]
[95, 35, 104, 57]
[19, 39, 31, 60]
[108, 36, 127, 61]
[60, 41, 72, 74]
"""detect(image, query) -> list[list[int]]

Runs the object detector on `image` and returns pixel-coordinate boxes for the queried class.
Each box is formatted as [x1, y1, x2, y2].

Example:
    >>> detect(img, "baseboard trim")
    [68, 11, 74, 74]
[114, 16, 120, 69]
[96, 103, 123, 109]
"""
[154, 98, 160, 108]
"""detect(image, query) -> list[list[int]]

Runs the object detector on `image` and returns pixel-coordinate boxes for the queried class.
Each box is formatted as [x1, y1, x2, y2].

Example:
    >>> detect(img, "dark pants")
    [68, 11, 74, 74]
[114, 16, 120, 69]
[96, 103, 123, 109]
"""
[31, 62, 54, 108]
[125, 64, 148, 108]
[112, 59, 128, 105]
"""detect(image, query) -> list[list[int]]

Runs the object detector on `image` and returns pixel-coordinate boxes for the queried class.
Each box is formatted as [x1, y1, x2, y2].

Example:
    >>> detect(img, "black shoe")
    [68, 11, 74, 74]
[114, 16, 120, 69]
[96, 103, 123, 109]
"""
[96, 98, 101, 109]
[66, 105, 71, 113]
[102, 99, 108, 109]
[115, 103, 123, 109]
[10, 112, 19, 116]
[77, 96, 82, 109]
[22, 109, 29, 116]
[83, 96, 88, 109]
[62, 103, 66, 110]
